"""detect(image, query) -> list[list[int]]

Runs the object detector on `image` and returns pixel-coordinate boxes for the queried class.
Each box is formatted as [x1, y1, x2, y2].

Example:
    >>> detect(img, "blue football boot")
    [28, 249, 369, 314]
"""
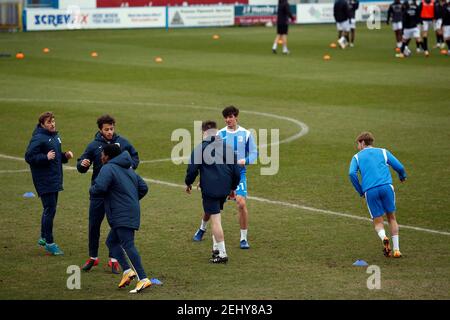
[192, 228, 205, 242]
[240, 239, 250, 249]
[45, 243, 64, 256]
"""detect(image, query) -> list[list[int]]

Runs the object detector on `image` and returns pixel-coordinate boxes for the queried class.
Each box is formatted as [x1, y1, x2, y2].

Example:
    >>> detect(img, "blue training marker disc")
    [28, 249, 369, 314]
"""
[353, 259, 368, 267]
[151, 278, 163, 285]
[23, 192, 36, 198]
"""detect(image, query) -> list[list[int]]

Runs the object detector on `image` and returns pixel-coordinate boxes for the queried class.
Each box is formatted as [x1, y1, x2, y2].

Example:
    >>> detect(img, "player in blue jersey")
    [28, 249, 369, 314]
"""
[348, 132, 407, 258]
[193, 106, 258, 249]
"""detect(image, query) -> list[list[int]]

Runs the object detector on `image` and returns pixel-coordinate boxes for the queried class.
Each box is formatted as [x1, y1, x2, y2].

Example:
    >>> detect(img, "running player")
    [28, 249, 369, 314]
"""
[349, 132, 407, 258]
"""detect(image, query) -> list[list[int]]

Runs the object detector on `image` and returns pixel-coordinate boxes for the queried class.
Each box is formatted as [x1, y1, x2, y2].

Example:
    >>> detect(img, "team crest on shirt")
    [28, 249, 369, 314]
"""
[238, 136, 244, 143]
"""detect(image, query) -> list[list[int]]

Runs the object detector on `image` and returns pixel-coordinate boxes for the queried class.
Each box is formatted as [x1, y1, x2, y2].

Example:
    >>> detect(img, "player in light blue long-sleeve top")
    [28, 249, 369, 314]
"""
[349, 132, 407, 258]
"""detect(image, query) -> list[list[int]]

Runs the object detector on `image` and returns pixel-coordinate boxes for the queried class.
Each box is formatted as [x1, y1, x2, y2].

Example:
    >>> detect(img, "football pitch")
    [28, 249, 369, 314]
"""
[0, 24, 449, 300]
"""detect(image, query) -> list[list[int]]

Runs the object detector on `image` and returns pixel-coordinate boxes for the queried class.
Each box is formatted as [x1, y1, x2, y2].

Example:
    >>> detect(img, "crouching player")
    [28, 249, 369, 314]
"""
[349, 132, 407, 258]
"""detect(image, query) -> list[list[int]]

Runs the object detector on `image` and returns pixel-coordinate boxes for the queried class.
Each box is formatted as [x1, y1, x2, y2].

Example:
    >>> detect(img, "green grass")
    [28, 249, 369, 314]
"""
[0, 24, 449, 300]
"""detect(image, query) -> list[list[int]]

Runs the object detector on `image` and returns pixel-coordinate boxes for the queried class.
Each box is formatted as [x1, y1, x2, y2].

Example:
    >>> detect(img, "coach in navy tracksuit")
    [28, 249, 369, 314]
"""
[185, 121, 241, 263]
[77, 115, 139, 272]
[89, 145, 151, 293]
[25, 112, 73, 256]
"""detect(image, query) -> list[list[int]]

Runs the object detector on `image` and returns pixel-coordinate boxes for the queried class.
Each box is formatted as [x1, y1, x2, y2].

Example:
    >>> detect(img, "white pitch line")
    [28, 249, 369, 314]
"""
[0, 169, 30, 174]
[0, 97, 309, 151]
[2, 153, 449, 236]
[241, 110, 309, 147]
[140, 157, 189, 164]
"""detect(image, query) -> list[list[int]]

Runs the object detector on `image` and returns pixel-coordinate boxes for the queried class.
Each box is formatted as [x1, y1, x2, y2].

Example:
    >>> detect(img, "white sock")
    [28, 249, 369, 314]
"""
[240, 229, 248, 241]
[200, 219, 208, 231]
[123, 268, 132, 275]
[283, 45, 288, 52]
[90, 257, 98, 260]
[212, 235, 218, 251]
[377, 229, 386, 241]
[272, 42, 277, 50]
[217, 241, 227, 257]
[392, 235, 400, 251]
[397, 42, 402, 48]
[110, 258, 118, 263]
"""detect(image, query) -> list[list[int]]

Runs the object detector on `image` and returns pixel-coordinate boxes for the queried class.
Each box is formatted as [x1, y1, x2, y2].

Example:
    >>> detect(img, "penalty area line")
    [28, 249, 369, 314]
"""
[1, 153, 449, 237]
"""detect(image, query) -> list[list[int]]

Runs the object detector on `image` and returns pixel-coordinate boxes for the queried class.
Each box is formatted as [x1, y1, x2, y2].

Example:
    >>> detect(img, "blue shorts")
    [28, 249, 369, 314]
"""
[202, 195, 227, 215]
[236, 173, 248, 198]
[365, 184, 396, 219]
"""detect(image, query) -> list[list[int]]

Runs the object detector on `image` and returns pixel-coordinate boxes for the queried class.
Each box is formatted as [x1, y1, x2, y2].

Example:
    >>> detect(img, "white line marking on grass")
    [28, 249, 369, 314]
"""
[240, 110, 309, 147]
[140, 157, 189, 164]
[0, 97, 309, 152]
[0, 154, 25, 161]
[2, 152, 449, 237]
[0, 169, 30, 174]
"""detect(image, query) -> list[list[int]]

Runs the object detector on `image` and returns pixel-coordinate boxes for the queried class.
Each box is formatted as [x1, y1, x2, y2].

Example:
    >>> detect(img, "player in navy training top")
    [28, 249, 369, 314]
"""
[192, 106, 258, 250]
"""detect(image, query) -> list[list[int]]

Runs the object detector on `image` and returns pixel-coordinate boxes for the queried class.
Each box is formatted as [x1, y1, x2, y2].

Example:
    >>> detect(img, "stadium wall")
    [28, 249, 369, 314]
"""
[295, 1, 390, 24]
[235, 5, 297, 26]
[23, 1, 391, 31]
[24, 6, 167, 30]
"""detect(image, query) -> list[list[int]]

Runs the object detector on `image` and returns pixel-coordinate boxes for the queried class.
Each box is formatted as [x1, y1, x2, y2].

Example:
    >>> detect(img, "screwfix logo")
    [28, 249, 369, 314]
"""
[34, 14, 88, 27]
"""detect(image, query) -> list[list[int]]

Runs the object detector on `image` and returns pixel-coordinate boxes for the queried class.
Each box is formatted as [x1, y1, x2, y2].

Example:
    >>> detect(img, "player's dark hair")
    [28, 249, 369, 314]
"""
[356, 132, 374, 146]
[97, 114, 115, 129]
[102, 143, 121, 160]
[202, 120, 217, 132]
[38, 111, 54, 125]
[222, 106, 239, 118]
